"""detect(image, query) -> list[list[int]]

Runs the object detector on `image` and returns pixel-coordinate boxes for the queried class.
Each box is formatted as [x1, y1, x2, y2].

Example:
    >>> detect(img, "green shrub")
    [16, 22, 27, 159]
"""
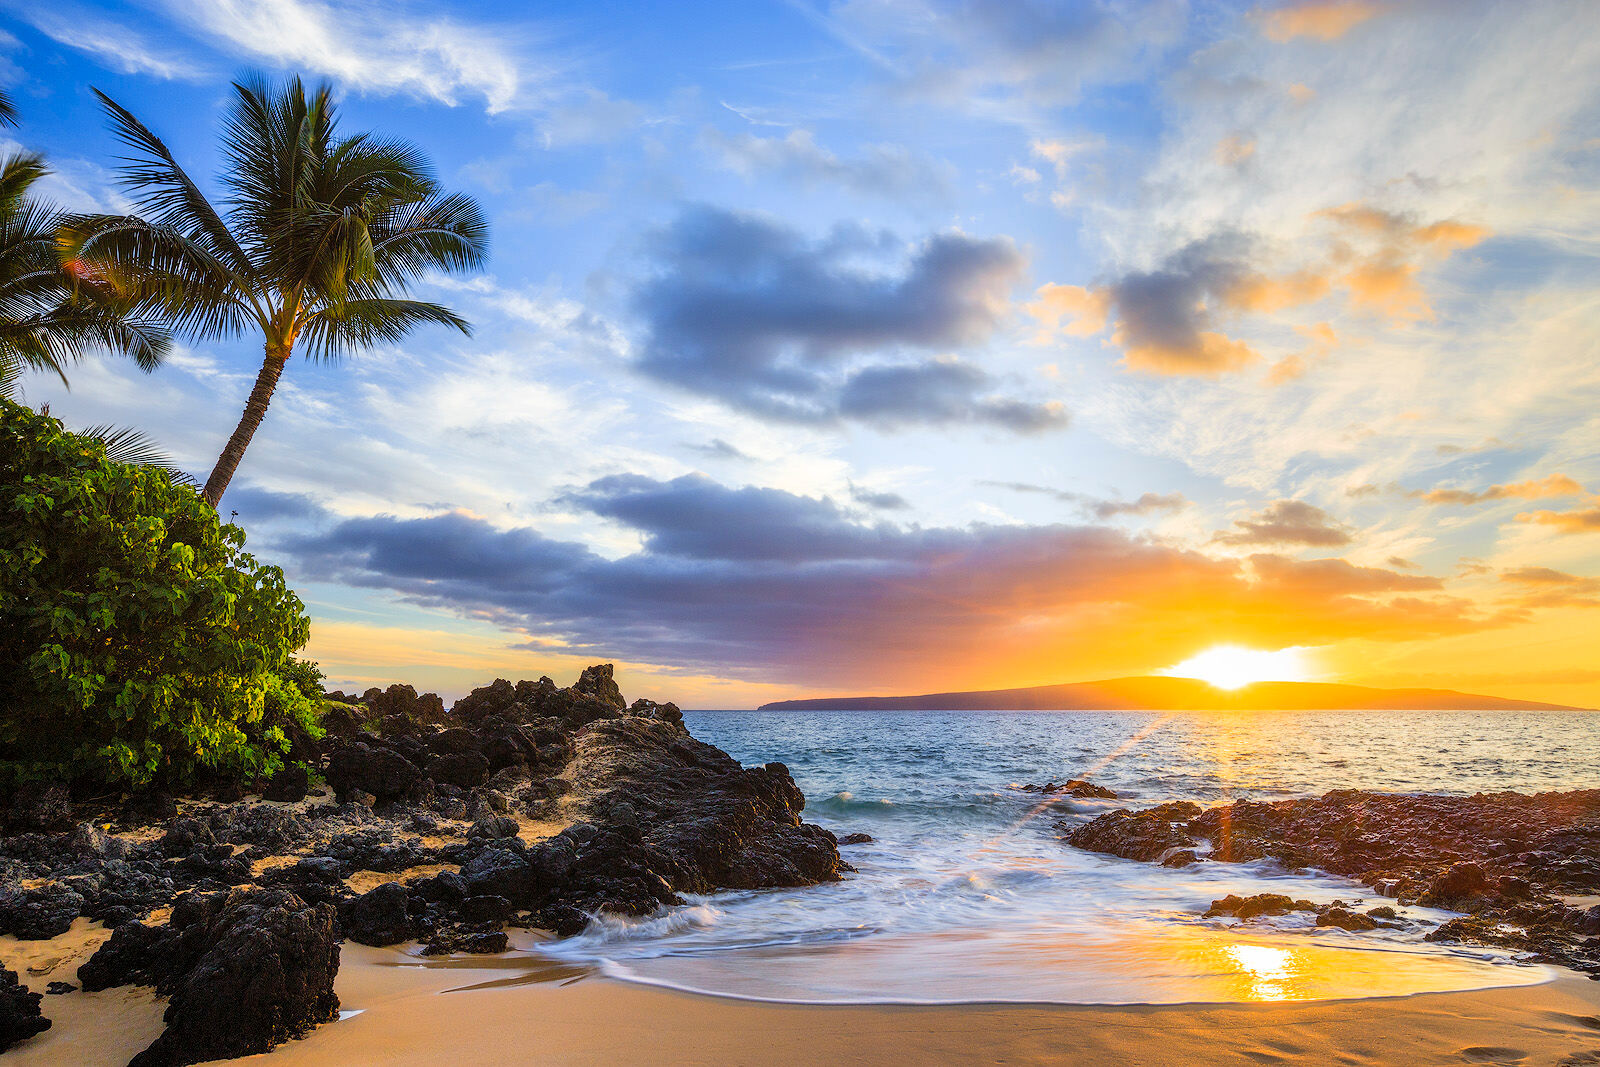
[0, 398, 316, 788]
[277, 657, 326, 701]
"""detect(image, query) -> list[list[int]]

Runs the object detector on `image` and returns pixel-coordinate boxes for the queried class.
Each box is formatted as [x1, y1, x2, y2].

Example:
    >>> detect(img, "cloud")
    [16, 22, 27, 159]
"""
[12, 8, 207, 80]
[687, 438, 753, 461]
[165, 0, 535, 113]
[702, 127, 950, 199]
[1212, 499, 1354, 547]
[849, 484, 912, 510]
[1516, 501, 1600, 534]
[1031, 206, 1487, 375]
[631, 205, 1063, 431]
[1256, 1, 1384, 43]
[272, 475, 1502, 689]
[1499, 566, 1600, 607]
[982, 482, 1188, 519]
[1093, 491, 1190, 519]
[1410, 473, 1585, 505]
[829, 0, 1187, 114]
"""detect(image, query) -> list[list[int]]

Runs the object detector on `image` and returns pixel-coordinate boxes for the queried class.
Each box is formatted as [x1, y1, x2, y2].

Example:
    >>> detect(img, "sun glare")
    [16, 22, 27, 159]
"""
[1162, 645, 1312, 690]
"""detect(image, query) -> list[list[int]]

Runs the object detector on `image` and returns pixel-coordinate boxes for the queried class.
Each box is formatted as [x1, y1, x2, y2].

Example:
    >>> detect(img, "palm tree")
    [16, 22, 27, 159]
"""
[0, 141, 168, 397]
[63, 75, 488, 506]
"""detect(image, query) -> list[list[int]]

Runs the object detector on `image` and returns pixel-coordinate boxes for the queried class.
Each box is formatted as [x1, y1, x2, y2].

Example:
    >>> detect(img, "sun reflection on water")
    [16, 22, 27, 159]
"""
[1222, 943, 1302, 1001]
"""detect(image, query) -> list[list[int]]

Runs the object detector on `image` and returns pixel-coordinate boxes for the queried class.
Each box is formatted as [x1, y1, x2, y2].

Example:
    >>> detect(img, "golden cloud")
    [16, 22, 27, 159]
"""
[1516, 501, 1600, 534]
[1413, 473, 1585, 505]
[1116, 328, 1261, 376]
[1026, 283, 1110, 339]
[1259, 1, 1383, 43]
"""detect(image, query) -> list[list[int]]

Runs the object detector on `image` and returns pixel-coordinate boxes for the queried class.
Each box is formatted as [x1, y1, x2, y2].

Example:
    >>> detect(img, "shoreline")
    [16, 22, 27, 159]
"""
[10, 927, 1600, 1066]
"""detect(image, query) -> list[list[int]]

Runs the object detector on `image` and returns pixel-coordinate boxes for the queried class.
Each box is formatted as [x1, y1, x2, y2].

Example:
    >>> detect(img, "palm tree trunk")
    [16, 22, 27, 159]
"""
[202, 342, 289, 507]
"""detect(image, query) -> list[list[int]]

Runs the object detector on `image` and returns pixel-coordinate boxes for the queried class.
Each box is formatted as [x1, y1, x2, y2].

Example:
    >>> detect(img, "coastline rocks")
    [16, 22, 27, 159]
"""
[0, 968, 50, 1051]
[1205, 893, 1313, 920]
[1062, 801, 1201, 862]
[1066, 788, 1600, 973]
[1020, 779, 1119, 799]
[130, 890, 340, 1067]
[339, 882, 417, 947]
[4, 664, 843, 1063]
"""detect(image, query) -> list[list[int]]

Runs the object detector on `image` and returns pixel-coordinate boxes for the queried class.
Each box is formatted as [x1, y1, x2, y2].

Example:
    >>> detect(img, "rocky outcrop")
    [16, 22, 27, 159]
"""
[1018, 779, 1118, 799]
[0, 968, 50, 1051]
[1063, 789, 1600, 973]
[3, 665, 843, 1064]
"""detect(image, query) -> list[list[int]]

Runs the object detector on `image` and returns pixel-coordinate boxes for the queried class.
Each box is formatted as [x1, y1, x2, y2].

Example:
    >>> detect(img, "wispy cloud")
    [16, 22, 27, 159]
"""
[162, 0, 544, 112]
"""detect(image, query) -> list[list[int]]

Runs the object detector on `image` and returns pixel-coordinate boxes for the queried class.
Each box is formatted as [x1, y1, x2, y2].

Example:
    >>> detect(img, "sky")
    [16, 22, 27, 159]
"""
[3, 0, 1598, 708]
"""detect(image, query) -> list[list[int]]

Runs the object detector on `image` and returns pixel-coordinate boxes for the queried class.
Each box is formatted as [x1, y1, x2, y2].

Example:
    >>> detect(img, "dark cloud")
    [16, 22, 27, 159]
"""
[631, 205, 1063, 431]
[686, 438, 752, 461]
[266, 475, 1503, 690]
[1212, 499, 1354, 547]
[850, 484, 912, 510]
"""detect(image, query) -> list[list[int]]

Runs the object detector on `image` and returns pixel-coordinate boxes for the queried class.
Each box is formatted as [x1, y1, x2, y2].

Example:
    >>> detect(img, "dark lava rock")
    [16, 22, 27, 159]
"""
[1419, 862, 1493, 911]
[44, 981, 74, 994]
[160, 817, 215, 856]
[339, 882, 417, 947]
[262, 763, 311, 803]
[1068, 788, 1600, 974]
[6, 782, 72, 833]
[836, 833, 874, 846]
[0, 882, 86, 939]
[0, 968, 50, 1051]
[1205, 893, 1315, 919]
[1316, 906, 1379, 931]
[574, 663, 626, 710]
[1368, 905, 1398, 920]
[1021, 779, 1119, 799]
[468, 815, 520, 843]
[326, 744, 420, 801]
[363, 684, 448, 726]
[1062, 801, 1201, 862]
[425, 751, 489, 789]
[83, 888, 339, 1067]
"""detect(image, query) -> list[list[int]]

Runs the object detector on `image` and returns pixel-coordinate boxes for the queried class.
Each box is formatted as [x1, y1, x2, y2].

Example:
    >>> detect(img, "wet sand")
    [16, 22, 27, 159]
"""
[8, 925, 1600, 1066]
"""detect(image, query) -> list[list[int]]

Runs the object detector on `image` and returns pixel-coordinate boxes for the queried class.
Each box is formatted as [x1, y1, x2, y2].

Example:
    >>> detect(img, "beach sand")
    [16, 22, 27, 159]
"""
[10, 926, 1600, 1066]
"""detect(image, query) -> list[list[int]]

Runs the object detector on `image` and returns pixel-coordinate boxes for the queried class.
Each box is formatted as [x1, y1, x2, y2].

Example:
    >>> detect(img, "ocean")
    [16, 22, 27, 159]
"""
[532, 709, 1600, 1005]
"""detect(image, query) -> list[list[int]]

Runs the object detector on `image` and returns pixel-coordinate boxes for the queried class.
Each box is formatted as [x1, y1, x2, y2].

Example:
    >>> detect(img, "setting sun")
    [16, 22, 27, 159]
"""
[1162, 645, 1313, 690]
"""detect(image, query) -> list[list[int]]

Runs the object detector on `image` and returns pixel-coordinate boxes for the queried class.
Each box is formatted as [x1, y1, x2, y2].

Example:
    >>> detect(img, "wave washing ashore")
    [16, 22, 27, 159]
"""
[537, 709, 1600, 1004]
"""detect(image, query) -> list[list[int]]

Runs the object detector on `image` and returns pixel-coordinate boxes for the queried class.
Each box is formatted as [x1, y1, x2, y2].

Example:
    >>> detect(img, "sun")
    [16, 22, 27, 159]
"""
[1162, 645, 1312, 690]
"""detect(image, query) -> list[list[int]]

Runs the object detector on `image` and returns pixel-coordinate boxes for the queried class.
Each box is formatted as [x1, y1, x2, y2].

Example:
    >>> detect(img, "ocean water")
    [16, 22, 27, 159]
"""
[531, 709, 1600, 1005]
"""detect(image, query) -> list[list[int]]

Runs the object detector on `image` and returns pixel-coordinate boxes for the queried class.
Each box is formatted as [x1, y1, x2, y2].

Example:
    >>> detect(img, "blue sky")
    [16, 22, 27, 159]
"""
[4, 0, 1598, 707]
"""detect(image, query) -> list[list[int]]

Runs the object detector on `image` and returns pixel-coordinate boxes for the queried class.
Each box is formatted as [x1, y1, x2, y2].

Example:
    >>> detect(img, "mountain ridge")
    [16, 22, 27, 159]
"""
[756, 676, 1591, 712]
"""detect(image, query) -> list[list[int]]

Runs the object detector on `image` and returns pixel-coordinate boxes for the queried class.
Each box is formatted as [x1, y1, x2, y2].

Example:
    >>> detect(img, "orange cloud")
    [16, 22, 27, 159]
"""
[1216, 134, 1257, 166]
[1026, 283, 1110, 338]
[1413, 473, 1586, 505]
[1224, 269, 1332, 312]
[1498, 567, 1600, 608]
[1317, 204, 1489, 322]
[1343, 257, 1428, 320]
[1516, 501, 1600, 534]
[1259, 1, 1383, 43]
[1266, 354, 1307, 385]
[1116, 328, 1260, 376]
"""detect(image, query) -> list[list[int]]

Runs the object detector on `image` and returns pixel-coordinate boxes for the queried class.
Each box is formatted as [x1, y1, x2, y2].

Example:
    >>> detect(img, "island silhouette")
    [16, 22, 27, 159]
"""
[758, 677, 1591, 712]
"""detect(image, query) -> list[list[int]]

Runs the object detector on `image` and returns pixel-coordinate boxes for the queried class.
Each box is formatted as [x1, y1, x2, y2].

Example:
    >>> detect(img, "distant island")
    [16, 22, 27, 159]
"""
[757, 676, 1592, 712]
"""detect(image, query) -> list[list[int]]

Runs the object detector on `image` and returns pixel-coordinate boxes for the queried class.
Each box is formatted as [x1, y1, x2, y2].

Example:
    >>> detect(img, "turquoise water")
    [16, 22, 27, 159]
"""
[532, 710, 1598, 1004]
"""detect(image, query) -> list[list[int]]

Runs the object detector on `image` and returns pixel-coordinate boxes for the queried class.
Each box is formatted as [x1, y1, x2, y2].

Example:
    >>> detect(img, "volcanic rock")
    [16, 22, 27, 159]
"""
[0, 968, 50, 1051]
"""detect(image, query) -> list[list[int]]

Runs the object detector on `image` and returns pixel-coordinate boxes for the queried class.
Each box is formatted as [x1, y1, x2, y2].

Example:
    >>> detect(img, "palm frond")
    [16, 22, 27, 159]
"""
[81, 423, 194, 483]
[0, 89, 16, 128]
[298, 297, 469, 361]
[93, 88, 256, 280]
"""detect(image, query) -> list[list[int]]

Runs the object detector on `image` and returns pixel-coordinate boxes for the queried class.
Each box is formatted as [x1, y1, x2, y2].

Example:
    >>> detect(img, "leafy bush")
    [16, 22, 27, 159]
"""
[276, 658, 326, 701]
[0, 399, 317, 788]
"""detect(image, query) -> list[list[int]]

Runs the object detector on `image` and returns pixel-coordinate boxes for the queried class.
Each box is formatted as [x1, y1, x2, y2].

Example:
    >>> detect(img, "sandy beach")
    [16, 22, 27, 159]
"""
[9, 923, 1600, 1067]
